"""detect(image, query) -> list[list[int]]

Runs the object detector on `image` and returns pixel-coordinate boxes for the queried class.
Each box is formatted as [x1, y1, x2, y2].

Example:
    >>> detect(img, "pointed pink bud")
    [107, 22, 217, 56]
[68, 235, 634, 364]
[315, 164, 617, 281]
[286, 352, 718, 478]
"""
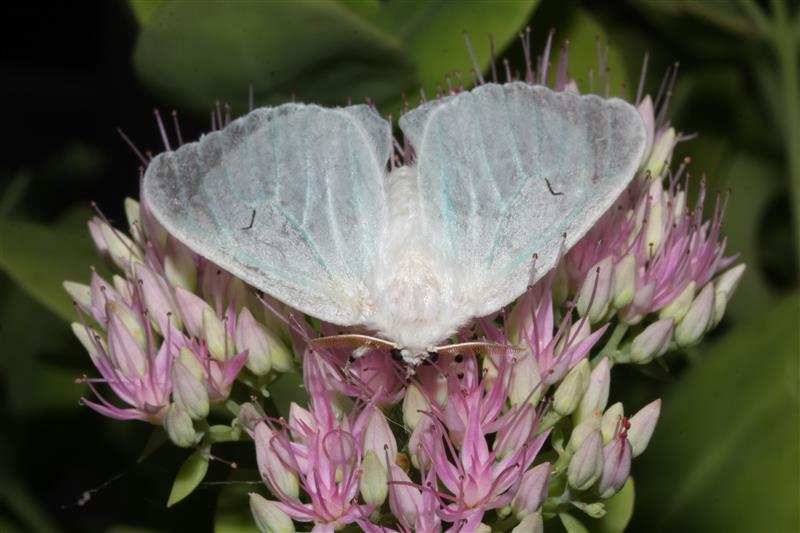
[597, 435, 632, 498]
[87, 218, 109, 256]
[629, 318, 674, 364]
[64, 281, 92, 309]
[99, 221, 141, 270]
[577, 256, 615, 324]
[553, 359, 590, 416]
[361, 408, 397, 470]
[164, 236, 197, 292]
[512, 511, 543, 533]
[71, 322, 107, 364]
[712, 264, 746, 326]
[402, 383, 429, 431]
[388, 464, 421, 528]
[601, 403, 625, 445]
[567, 429, 603, 491]
[237, 402, 263, 432]
[360, 450, 388, 506]
[172, 348, 209, 420]
[511, 462, 551, 519]
[134, 262, 180, 334]
[288, 402, 315, 444]
[174, 286, 213, 338]
[254, 422, 299, 500]
[674, 283, 715, 347]
[567, 411, 602, 453]
[628, 399, 661, 457]
[612, 254, 637, 309]
[637, 95, 655, 163]
[202, 307, 235, 361]
[107, 309, 147, 379]
[574, 358, 610, 423]
[123, 198, 144, 244]
[659, 281, 696, 323]
[249, 492, 295, 533]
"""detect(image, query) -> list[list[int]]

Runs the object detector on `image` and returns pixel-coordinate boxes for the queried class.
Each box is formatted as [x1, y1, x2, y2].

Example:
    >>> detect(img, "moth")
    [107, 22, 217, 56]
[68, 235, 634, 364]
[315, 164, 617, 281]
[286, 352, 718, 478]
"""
[143, 82, 646, 366]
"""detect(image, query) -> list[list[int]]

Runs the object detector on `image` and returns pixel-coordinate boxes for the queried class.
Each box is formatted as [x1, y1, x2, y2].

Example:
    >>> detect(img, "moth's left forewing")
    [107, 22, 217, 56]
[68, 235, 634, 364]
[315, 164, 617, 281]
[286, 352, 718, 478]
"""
[400, 83, 646, 318]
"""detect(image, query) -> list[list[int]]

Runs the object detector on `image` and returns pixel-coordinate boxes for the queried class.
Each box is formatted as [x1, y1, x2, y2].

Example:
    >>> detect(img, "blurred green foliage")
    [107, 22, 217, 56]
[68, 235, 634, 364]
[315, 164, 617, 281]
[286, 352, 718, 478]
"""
[0, 1, 797, 532]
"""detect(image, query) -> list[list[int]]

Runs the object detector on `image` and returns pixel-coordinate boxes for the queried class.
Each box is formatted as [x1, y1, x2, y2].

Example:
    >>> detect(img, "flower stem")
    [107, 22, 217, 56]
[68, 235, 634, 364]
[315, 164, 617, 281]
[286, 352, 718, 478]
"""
[592, 322, 628, 367]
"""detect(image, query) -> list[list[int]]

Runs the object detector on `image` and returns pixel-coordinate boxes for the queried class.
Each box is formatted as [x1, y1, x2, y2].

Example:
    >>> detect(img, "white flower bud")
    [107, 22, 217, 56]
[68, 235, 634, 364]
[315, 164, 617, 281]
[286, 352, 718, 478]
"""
[553, 360, 590, 416]
[249, 493, 295, 533]
[577, 256, 615, 324]
[674, 283, 715, 347]
[629, 318, 674, 364]
[600, 402, 625, 444]
[628, 399, 661, 457]
[512, 512, 543, 533]
[574, 358, 611, 424]
[173, 348, 209, 420]
[568, 430, 604, 491]
[644, 127, 675, 177]
[712, 264, 746, 326]
[360, 450, 388, 506]
[164, 404, 199, 448]
[164, 236, 197, 292]
[659, 281, 696, 323]
[402, 383, 429, 431]
[612, 254, 637, 309]
[202, 307, 235, 361]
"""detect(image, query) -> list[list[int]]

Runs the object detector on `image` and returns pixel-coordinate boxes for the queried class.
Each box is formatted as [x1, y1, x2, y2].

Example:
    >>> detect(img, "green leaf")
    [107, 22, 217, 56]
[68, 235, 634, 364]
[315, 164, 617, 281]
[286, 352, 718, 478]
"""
[266, 371, 307, 419]
[0, 217, 106, 322]
[133, 1, 416, 113]
[167, 447, 210, 507]
[373, 0, 538, 95]
[588, 478, 635, 532]
[0, 281, 82, 413]
[559, 512, 590, 533]
[632, 294, 800, 531]
[129, 0, 167, 26]
[549, 9, 632, 99]
[214, 469, 262, 533]
[137, 427, 169, 463]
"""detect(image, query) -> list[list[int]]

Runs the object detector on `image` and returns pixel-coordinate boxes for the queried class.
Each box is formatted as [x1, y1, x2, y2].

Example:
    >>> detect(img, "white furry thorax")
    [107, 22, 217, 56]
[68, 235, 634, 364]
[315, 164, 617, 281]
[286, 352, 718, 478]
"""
[366, 166, 472, 354]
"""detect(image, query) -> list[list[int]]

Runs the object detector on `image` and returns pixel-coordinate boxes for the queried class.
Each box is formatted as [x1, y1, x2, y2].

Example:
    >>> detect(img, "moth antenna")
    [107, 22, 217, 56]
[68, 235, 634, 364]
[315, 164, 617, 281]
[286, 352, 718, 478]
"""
[635, 52, 649, 105]
[171, 110, 184, 146]
[116, 128, 148, 165]
[445, 74, 453, 94]
[555, 40, 570, 91]
[210, 110, 217, 132]
[419, 87, 427, 103]
[463, 32, 485, 85]
[488, 33, 498, 83]
[539, 28, 555, 85]
[153, 109, 171, 151]
[224, 103, 232, 126]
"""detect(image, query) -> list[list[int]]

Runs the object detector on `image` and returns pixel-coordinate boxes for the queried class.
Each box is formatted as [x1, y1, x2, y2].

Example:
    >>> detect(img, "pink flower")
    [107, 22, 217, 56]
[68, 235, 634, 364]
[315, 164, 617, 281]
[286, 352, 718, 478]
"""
[411, 354, 549, 527]
[250, 354, 395, 531]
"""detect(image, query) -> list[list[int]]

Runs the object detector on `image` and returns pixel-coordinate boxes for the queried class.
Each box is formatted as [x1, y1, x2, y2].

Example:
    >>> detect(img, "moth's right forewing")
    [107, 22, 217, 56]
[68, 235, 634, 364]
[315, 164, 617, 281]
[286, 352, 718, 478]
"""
[143, 103, 391, 326]
[401, 83, 646, 318]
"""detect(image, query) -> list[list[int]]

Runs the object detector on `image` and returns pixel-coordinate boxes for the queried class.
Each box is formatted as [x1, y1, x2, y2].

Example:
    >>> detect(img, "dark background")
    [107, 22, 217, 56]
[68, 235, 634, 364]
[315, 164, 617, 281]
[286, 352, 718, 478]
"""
[1, 1, 797, 532]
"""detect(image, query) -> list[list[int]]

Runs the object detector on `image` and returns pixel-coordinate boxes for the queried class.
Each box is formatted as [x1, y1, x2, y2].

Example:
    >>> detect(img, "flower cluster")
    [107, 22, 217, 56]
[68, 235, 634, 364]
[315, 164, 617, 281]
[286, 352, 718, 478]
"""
[66, 195, 294, 444]
[66, 31, 744, 532]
